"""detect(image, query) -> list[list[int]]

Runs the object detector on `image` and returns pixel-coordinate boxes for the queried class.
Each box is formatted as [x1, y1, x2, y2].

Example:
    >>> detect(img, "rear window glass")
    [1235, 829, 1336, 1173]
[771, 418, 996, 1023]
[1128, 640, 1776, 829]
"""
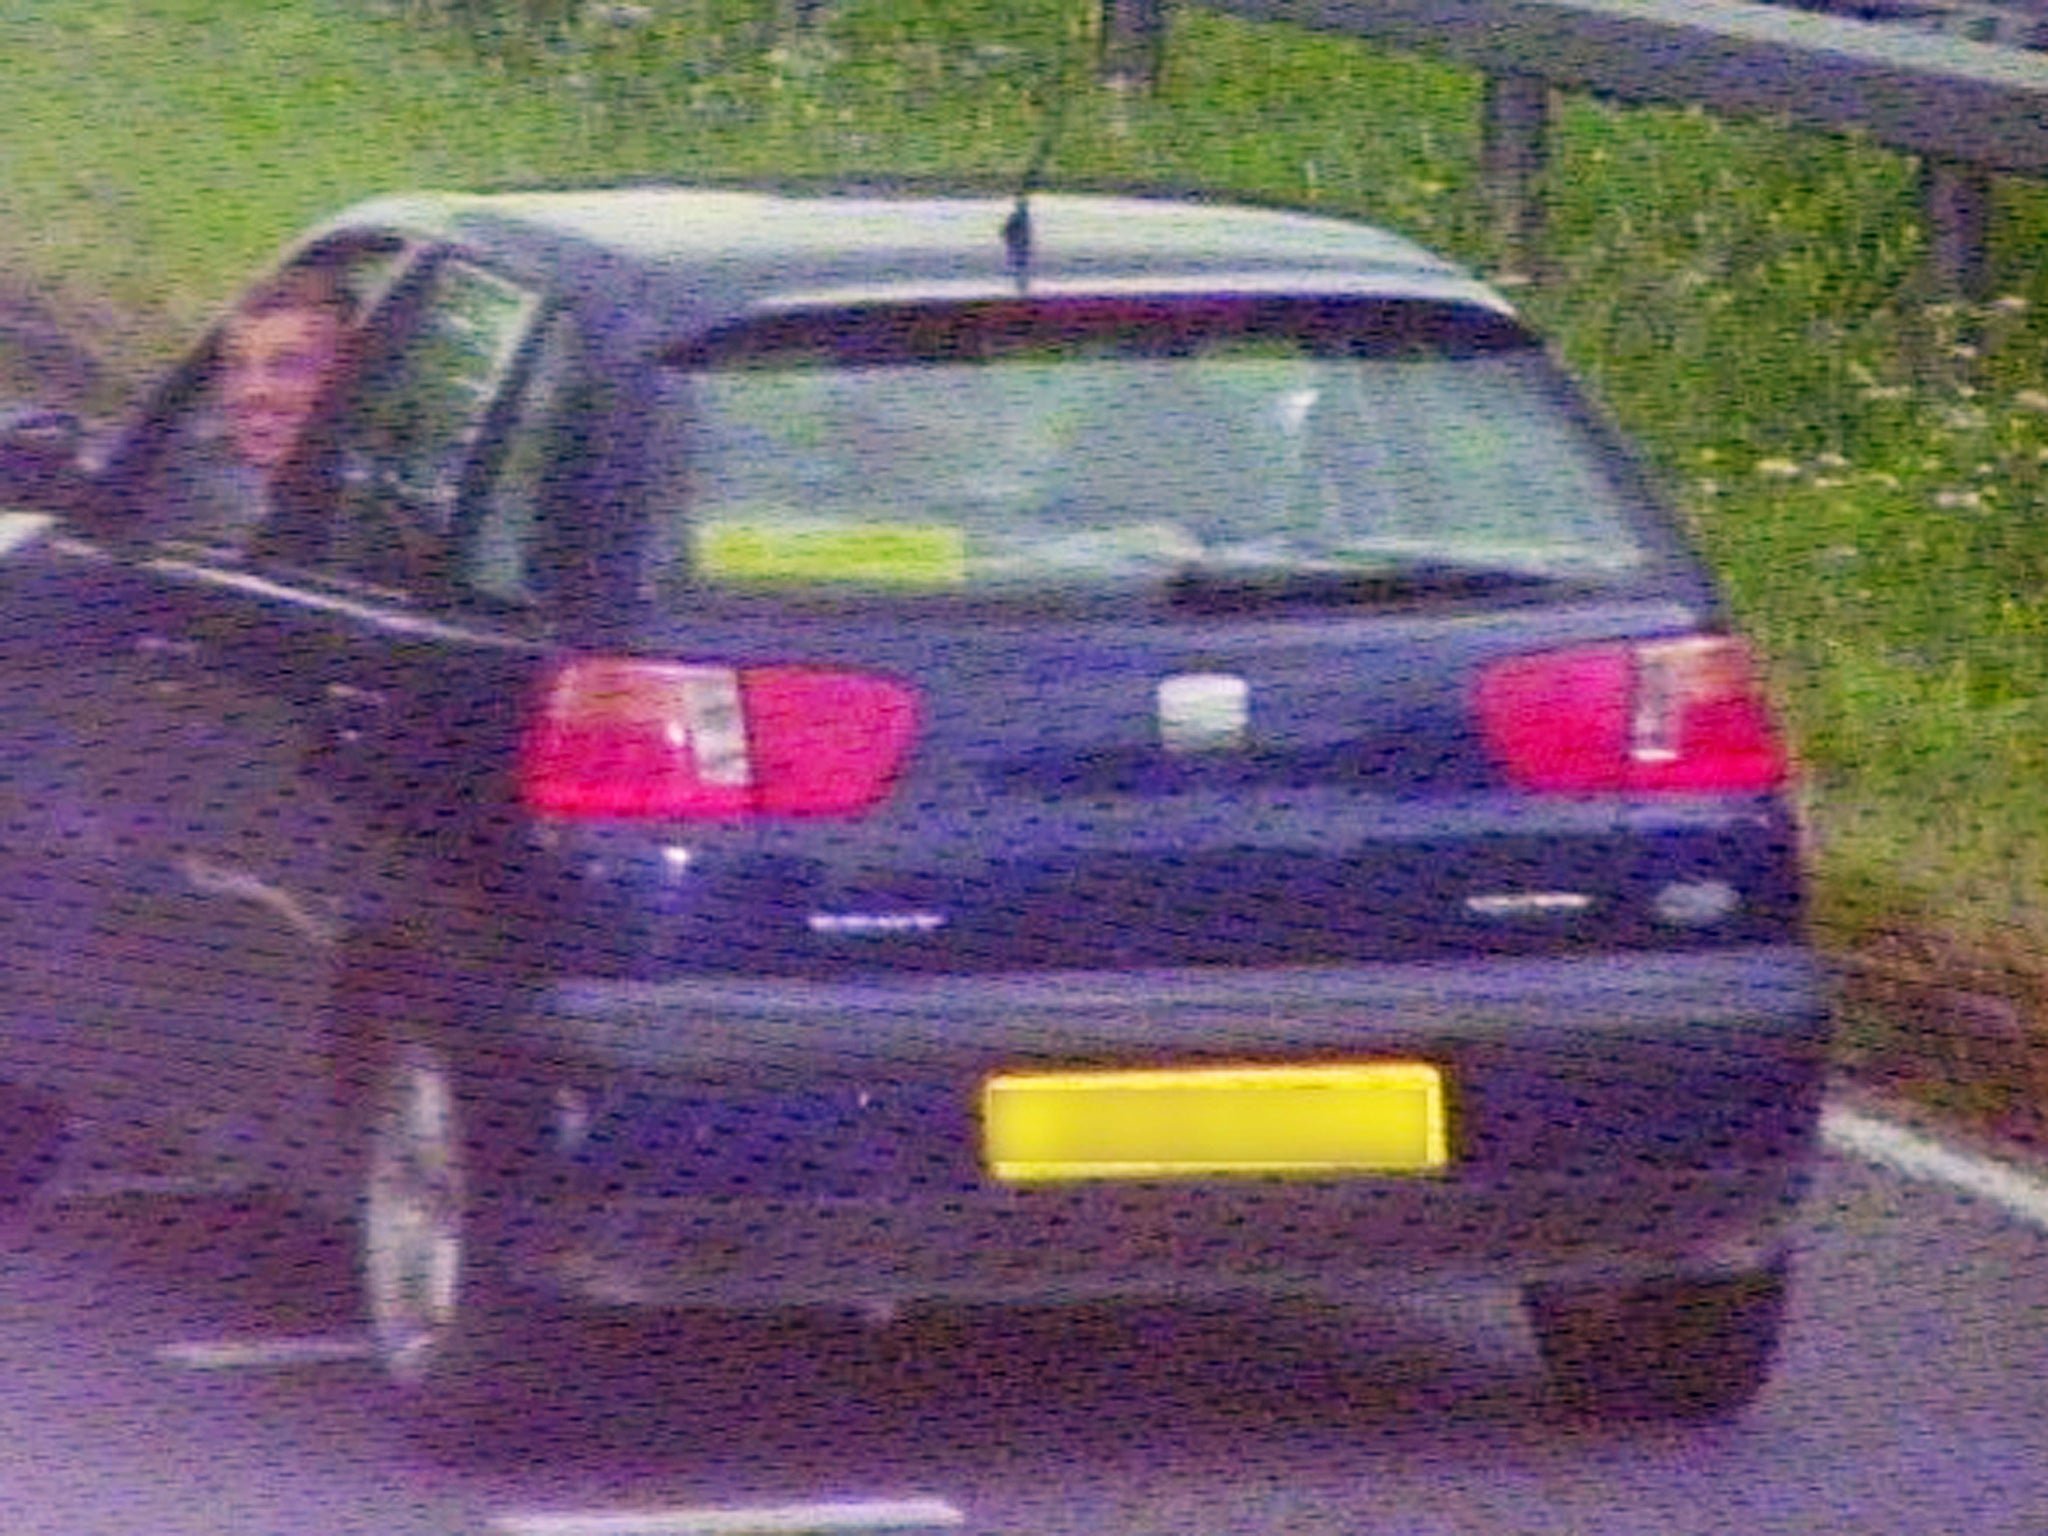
[651, 302, 1654, 595]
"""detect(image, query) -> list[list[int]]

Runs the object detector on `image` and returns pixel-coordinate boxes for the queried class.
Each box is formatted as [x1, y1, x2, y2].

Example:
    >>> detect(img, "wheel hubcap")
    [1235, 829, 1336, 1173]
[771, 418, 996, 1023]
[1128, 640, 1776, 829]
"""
[364, 1049, 463, 1383]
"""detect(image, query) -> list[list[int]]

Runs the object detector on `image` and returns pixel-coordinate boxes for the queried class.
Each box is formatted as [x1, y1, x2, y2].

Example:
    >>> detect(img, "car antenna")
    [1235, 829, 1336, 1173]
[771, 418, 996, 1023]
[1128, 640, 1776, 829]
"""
[1002, 30, 1077, 292]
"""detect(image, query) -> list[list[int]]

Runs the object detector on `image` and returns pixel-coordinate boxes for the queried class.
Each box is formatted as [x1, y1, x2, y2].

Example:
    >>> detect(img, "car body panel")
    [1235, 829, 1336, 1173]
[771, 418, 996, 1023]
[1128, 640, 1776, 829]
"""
[0, 521, 348, 1194]
[0, 188, 1826, 1350]
[480, 946, 1824, 1306]
[315, 189, 1512, 322]
[501, 591, 1799, 980]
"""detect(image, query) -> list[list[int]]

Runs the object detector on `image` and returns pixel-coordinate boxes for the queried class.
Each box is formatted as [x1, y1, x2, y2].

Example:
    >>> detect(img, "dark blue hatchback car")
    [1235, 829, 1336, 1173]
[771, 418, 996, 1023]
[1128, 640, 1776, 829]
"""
[0, 186, 1827, 1421]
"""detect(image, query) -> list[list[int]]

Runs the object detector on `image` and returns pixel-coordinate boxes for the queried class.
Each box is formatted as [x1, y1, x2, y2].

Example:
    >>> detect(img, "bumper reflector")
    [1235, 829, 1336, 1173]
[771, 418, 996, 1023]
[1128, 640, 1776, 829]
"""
[983, 1062, 1447, 1181]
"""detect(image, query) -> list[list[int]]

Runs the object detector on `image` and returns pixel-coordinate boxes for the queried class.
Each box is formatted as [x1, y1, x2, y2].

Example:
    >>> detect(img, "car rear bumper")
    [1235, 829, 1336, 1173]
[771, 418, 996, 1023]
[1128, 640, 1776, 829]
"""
[476, 945, 1829, 1307]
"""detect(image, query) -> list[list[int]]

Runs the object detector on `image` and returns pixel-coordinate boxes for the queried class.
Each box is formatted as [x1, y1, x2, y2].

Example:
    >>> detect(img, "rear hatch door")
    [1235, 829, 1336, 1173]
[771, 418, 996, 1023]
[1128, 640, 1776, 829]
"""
[534, 296, 1796, 978]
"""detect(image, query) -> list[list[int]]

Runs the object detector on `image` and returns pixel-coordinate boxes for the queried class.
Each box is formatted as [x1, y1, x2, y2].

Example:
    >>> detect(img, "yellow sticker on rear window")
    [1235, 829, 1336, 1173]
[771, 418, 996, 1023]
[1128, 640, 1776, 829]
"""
[694, 522, 968, 587]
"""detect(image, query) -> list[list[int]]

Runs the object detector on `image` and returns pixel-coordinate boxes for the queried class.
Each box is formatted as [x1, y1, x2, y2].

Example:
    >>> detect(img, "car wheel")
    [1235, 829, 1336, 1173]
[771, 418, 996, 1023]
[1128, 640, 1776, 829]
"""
[363, 1041, 477, 1388]
[359, 1033, 573, 1446]
[1523, 1262, 1789, 1421]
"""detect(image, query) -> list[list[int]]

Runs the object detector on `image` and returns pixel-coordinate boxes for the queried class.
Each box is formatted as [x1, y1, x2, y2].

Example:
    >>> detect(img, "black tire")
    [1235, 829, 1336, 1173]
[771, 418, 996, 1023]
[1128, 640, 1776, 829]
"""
[1524, 1262, 1789, 1422]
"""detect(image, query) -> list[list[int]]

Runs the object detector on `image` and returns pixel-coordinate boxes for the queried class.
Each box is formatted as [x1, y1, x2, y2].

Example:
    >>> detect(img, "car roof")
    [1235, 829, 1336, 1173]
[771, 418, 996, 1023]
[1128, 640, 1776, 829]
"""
[308, 186, 1520, 339]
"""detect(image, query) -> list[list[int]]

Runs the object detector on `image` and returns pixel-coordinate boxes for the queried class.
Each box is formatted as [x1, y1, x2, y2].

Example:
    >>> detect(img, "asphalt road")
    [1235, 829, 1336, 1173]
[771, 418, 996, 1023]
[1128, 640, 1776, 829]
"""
[2, 1100, 2046, 1536]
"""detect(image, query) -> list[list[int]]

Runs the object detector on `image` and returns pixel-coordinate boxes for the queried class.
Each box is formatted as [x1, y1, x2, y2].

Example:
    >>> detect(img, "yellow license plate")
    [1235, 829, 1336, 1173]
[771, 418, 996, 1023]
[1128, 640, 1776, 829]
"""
[982, 1062, 1448, 1182]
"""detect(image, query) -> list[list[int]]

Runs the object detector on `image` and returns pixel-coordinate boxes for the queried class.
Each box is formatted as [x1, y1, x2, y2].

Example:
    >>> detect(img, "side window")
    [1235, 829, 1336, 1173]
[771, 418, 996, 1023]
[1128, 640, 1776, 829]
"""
[321, 258, 541, 594]
[141, 242, 404, 557]
[460, 309, 578, 606]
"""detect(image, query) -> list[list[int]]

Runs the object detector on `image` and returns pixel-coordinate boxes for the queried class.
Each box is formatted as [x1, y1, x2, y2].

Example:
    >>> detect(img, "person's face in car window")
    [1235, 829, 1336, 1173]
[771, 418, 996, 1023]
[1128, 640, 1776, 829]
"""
[220, 302, 346, 474]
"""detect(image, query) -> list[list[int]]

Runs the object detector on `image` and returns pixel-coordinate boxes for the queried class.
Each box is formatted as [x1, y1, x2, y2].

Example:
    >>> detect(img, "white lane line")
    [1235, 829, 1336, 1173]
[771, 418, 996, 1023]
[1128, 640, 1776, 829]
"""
[1823, 1104, 2048, 1231]
[0, 511, 53, 556]
[487, 1498, 966, 1536]
[154, 1333, 380, 1370]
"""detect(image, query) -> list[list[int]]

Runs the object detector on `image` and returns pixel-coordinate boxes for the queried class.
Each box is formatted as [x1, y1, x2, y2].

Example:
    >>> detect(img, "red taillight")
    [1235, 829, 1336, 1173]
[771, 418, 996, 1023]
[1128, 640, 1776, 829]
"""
[521, 659, 918, 819]
[744, 665, 921, 815]
[1475, 636, 1787, 795]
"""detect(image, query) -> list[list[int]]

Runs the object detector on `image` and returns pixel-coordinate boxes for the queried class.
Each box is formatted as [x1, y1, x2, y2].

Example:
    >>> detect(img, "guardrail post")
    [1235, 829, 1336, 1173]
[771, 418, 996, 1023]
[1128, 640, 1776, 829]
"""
[1921, 157, 1994, 302]
[777, 0, 830, 30]
[1101, 0, 1169, 89]
[1481, 72, 1552, 281]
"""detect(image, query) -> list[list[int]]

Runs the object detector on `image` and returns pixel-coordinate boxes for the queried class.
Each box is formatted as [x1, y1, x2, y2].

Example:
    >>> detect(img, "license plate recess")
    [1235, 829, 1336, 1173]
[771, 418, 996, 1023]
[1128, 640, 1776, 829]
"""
[982, 1062, 1447, 1182]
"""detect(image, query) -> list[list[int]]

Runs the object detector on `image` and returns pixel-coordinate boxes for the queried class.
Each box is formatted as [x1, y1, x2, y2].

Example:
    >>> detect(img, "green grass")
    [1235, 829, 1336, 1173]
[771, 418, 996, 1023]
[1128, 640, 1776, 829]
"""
[0, 1, 558, 379]
[9, 0, 2048, 1009]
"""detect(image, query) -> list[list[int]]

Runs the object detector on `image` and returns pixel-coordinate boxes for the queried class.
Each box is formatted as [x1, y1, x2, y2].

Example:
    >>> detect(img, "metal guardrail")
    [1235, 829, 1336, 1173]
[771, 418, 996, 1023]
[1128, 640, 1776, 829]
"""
[1100, 0, 2048, 293]
[1780, 0, 2048, 54]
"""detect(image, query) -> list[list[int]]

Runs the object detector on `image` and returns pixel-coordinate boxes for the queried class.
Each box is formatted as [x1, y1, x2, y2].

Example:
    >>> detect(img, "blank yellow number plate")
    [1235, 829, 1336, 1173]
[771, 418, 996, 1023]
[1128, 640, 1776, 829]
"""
[983, 1063, 1448, 1182]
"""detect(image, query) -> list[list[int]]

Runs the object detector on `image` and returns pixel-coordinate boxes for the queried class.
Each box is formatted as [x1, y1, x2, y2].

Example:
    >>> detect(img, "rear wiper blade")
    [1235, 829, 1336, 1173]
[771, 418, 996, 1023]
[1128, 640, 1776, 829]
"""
[1162, 560, 1563, 611]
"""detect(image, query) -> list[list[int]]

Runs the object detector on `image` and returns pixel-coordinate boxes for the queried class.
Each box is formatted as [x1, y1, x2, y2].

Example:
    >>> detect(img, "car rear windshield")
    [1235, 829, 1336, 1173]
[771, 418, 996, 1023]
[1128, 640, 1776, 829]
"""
[647, 298, 1656, 599]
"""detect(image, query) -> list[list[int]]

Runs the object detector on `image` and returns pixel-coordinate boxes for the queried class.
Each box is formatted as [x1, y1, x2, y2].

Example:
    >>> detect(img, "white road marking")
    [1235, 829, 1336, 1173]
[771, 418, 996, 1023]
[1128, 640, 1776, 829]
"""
[487, 1499, 966, 1536]
[1822, 1103, 2048, 1231]
[0, 511, 53, 556]
[154, 1333, 380, 1370]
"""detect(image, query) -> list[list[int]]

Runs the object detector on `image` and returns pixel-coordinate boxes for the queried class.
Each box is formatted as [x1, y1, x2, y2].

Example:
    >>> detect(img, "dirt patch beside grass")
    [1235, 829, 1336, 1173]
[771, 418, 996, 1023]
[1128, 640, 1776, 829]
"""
[1832, 928, 2048, 1154]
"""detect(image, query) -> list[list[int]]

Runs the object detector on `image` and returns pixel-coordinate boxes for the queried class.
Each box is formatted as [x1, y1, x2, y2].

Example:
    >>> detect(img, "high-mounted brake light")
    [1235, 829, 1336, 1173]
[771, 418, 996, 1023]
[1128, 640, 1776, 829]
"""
[1474, 636, 1787, 795]
[521, 658, 918, 819]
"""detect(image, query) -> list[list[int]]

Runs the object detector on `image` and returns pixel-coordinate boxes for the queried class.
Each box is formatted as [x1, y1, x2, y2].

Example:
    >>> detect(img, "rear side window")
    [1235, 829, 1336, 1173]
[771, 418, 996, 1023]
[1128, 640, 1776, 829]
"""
[318, 258, 542, 593]
[461, 308, 579, 605]
[650, 299, 1655, 597]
